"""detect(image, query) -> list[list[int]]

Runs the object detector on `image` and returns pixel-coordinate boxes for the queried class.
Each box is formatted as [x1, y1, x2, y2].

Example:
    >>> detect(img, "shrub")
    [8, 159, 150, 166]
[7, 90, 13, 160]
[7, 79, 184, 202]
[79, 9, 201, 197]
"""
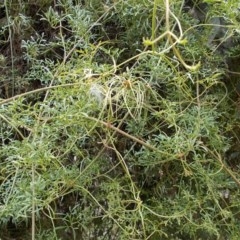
[1, 0, 240, 239]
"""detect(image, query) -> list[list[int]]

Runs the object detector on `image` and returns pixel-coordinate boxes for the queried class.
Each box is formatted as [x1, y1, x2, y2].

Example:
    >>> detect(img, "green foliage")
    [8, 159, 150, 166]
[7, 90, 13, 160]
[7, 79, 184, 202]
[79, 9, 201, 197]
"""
[1, 0, 240, 239]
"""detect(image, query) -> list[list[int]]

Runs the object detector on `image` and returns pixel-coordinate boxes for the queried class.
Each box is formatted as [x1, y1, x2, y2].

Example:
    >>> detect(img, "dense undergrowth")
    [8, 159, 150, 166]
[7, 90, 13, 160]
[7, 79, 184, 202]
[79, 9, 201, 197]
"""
[1, 0, 240, 239]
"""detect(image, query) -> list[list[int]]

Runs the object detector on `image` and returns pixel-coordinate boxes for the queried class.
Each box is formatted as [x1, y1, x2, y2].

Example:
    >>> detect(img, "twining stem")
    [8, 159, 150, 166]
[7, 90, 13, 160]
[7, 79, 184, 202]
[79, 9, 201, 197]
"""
[147, 0, 201, 71]
[151, 0, 158, 51]
[165, 0, 200, 71]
